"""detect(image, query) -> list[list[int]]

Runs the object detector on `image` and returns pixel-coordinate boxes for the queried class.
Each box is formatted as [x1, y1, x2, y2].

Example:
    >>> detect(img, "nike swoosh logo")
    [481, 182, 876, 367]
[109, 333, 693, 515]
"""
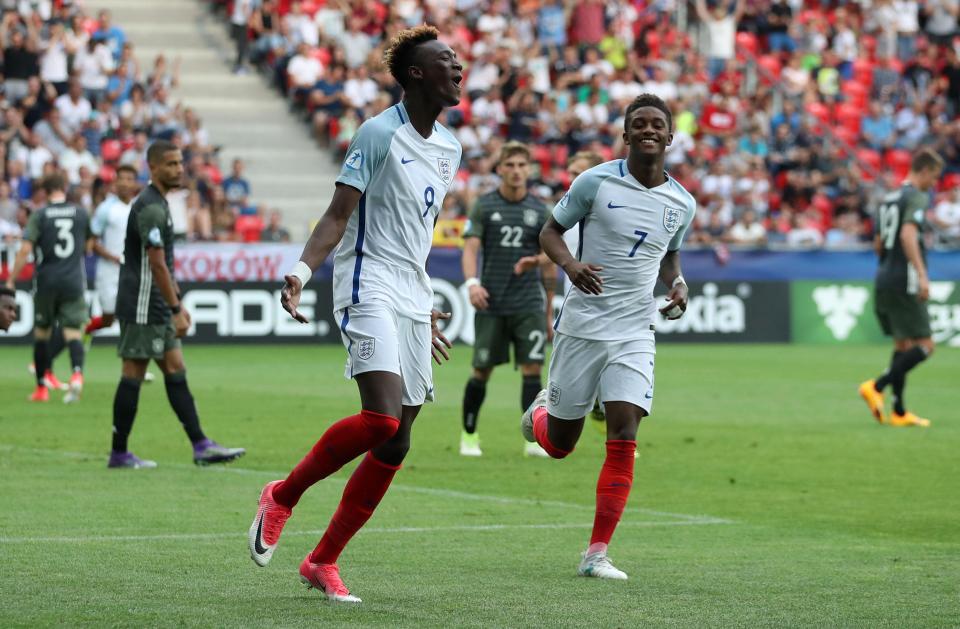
[401, 157, 415, 164]
[254, 511, 269, 555]
[644, 391, 653, 399]
[607, 201, 627, 209]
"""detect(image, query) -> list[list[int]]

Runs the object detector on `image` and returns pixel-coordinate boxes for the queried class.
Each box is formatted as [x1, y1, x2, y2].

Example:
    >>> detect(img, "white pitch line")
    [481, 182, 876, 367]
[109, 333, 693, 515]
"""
[0, 519, 732, 545]
[0, 444, 734, 524]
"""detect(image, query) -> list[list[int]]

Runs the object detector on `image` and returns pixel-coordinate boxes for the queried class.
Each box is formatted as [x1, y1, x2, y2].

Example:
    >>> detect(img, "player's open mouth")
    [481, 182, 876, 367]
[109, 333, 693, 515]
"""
[640, 138, 658, 146]
[451, 75, 463, 89]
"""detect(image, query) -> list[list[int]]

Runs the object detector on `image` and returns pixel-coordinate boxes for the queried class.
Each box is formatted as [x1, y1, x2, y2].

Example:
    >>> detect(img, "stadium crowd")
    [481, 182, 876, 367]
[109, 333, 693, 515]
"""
[217, 0, 960, 250]
[0, 1, 289, 273]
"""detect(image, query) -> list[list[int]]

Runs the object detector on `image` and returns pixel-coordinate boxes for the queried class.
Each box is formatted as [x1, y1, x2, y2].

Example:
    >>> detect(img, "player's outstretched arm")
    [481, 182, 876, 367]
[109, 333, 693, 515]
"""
[658, 249, 688, 319]
[281, 183, 362, 323]
[540, 217, 603, 295]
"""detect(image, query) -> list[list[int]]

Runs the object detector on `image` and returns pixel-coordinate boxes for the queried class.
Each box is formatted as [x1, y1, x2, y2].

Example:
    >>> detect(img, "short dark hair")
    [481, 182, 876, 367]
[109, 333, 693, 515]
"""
[383, 24, 441, 88]
[41, 172, 66, 194]
[116, 164, 138, 178]
[911, 148, 945, 174]
[146, 140, 178, 166]
[0, 286, 15, 299]
[624, 94, 673, 132]
[497, 141, 531, 166]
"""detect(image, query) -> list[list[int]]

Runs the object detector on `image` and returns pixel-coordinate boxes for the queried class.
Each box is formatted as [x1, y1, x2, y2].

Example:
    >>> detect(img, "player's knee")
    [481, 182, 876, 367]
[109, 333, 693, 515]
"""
[375, 436, 410, 465]
[472, 368, 492, 382]
[102, 314, 115, 327]
[361, 409, 401, 442]
[921, 339, 935, 357]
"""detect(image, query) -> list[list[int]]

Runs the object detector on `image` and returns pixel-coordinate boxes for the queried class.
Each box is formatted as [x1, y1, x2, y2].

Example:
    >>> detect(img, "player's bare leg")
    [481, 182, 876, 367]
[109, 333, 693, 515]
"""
[576, 401, 641, 580]
[461, 367, 491, 456]
[299, 403, 420, 603]
[155, 347, 245, 464]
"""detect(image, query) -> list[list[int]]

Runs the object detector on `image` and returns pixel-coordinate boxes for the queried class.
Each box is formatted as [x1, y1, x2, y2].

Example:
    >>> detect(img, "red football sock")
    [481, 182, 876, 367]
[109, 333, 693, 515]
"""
[590, 440, 636, 548]
[84, 316, 104, 334]
[310, 452, 400, 564]
[273, 410, 399, 509]
[533, 406, 571, 459]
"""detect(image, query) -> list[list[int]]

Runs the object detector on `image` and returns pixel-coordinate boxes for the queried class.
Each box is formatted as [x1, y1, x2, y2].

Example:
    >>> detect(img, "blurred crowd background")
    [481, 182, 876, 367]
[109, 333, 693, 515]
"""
[2, 0, 959, 257]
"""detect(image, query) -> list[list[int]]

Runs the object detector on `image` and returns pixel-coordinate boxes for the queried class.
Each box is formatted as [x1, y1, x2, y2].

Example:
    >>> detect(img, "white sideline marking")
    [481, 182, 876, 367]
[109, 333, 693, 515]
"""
[0, 519, 731, 545]
[0, 444, 734, 525]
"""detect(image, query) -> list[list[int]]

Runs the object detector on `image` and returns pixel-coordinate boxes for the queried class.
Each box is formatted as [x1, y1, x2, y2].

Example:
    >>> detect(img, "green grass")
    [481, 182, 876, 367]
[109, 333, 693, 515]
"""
[1, 343, 958, 628]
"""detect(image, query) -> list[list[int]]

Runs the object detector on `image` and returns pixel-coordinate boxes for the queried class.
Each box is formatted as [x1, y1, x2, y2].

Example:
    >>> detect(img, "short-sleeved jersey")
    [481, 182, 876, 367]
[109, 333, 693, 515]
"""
[552, 159, 696, 343]
[463, 190, 549, 314]
[116, 183, 175, 324]
[875, 183, 930, 294]
[23, 202, 90, 297]
[333, 102, 462, 321]
[91, 194, 133, 262]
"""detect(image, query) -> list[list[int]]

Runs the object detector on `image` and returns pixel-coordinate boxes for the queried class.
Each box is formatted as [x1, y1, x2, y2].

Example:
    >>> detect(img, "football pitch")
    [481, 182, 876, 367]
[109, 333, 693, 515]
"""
[1, 343, 957, 628]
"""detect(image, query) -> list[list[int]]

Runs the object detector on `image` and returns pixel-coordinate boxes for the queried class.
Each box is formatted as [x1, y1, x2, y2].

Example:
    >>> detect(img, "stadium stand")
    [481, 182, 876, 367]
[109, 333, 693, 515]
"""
[210, 0, 960, 251]
[0, 0, 291, 275]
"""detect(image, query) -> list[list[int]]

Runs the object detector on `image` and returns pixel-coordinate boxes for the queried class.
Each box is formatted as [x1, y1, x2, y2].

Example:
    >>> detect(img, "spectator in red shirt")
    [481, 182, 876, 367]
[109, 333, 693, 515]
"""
[569, 0, 605, 47]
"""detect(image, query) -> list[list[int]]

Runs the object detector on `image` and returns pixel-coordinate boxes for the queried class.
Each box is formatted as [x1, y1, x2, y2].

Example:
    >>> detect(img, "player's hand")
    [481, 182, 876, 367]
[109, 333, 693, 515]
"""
[468, 284, 490, 310]
[918, 276, 930, 302]
[563, 261, 603, 295]
[281, 275, 309, 323]
[659, 282, 689, 320]
[172, 308, 190, 337]
[430, 309, 452, 365]
[513, 255, 539, 275]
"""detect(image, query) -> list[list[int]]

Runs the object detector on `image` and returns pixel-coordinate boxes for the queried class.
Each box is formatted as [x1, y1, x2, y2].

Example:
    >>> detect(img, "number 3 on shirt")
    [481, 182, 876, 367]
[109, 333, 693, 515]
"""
[628, 230, 648, 257]
[422, 186, 435, 217]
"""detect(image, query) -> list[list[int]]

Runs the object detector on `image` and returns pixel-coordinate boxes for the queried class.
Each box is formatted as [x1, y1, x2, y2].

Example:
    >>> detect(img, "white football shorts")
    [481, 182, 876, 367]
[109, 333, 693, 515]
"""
[333, 299, 435, 407]
[546, 332, 656, 420]
[96, 264, 121, 314]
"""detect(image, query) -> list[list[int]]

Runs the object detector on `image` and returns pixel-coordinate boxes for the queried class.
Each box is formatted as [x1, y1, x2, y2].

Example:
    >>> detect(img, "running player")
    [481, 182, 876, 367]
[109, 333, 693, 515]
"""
[521, 94, 695, 580]
[88, 164, 139, 337]
[459, 141, 557, 458]
[247, 26, 463, 604]
[858, 148, 944, 428]
[108, 140, 245, 469]
[0, 286, 17, 332]
[6, 173, 91, 403]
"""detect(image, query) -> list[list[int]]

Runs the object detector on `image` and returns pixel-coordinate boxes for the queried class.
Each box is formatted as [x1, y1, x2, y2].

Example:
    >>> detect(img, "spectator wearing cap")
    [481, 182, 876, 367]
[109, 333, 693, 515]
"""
[260, 209, 291, 243]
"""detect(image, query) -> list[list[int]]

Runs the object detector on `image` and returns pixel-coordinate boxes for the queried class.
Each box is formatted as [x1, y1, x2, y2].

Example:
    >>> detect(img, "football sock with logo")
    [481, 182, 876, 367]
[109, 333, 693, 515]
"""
[462, 377, 486, 434]
[309, 452, 400, 564]
[273, 409, 400, 509]
[33, 340, 49, 387]
[164, 371, 207, 444]
[67, 340, 84, 373]
[111, 377, 141, 452]
[588, 440, 636, 552]
[84, 316, 105, 334]
[521, 375, 541, 412]
[533, 406, 572, 459]
[874, 351, 904, 391]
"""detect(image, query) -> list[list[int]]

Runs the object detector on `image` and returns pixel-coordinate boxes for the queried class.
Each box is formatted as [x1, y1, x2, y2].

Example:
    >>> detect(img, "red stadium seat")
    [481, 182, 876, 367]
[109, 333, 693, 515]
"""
[735, 32, 759, 59]
[856, 148, 882, 181]
[757, 54, 782, 81]
[99, 165, 116, 183]
[532, 144, 551, 172]
[100, 139, 122, 164]
[852, 58, 874, 88]
[805, 101, 832, 126]
[831, 125, 858, 147]
[551, 144, 569, 167]
[885, 149, 912, 180]
[940, 172, 960, 191]
[235, 215, 264, 243]
[841, 81, 868, 109]
[835, 102, 863, 136]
